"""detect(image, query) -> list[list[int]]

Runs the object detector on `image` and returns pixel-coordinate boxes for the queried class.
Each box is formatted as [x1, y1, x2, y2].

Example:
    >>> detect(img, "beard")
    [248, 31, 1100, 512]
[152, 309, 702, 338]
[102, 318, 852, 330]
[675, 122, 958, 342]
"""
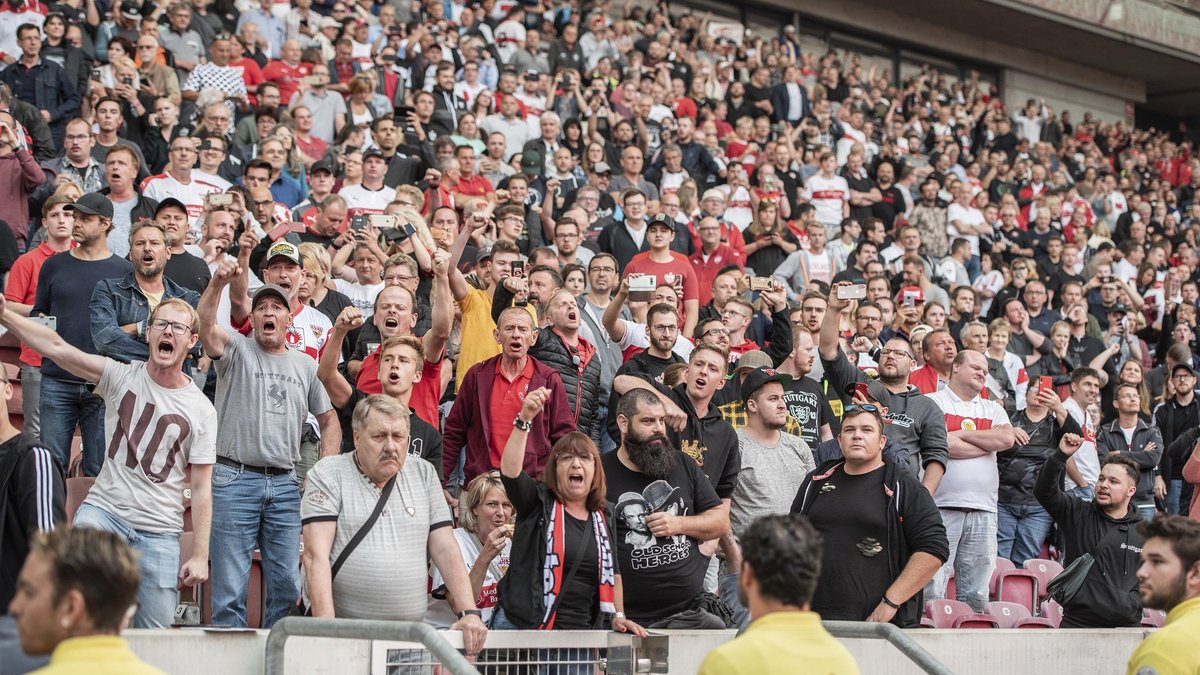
[1142, 573, 1189, 611]
[624, 429, 676, 479]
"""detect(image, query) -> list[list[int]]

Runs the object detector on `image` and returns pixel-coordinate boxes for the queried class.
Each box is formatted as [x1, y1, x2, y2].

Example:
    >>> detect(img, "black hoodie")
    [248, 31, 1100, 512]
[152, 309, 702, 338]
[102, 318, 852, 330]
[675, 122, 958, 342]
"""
[633, 377, 741, 499]
[1035, 450, 1143, 627]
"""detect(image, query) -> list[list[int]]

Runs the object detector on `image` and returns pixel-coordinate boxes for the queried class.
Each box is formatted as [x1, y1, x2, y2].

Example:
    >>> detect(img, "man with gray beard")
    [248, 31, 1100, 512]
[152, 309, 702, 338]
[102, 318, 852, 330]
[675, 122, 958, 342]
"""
[601, 388, 729, 628]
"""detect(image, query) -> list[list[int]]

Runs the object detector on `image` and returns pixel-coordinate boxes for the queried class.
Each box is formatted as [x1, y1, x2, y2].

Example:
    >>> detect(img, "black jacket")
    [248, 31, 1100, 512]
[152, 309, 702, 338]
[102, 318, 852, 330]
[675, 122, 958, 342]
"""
[1034, 450, 1143, 627]
[98, 187, 158, 224]
[596, 219, 650, 274]
[1095, 418, 1163, 508]
[999, 409, 1080, 506]
[792, 457, 949, 628]
[1152, 396, 1200, 481]
[0, 435, 65, 610]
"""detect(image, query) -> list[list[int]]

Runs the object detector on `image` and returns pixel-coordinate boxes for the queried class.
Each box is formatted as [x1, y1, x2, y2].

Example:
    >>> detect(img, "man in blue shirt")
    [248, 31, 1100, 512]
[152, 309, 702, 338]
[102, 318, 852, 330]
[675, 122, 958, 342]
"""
[0, 23, 79, 148]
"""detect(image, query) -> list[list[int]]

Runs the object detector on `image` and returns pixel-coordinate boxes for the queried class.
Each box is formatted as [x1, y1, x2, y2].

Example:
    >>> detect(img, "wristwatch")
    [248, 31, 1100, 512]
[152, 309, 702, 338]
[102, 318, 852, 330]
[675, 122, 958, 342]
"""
[458, 609, 483, 619]
[612, 612, 626, 621]
[513, 416, 533, 431]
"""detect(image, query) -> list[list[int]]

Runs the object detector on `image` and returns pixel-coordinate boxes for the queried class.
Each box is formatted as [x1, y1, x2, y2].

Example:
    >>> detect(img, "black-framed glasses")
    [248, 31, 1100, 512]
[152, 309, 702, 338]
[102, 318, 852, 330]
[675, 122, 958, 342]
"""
[151, 319, 193, 335]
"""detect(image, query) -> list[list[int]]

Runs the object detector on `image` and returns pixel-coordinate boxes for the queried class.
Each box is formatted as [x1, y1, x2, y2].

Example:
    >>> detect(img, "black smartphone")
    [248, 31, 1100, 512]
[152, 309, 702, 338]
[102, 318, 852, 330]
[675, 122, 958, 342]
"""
[350, 214, 368, 231]
[384, 223, 416, 243]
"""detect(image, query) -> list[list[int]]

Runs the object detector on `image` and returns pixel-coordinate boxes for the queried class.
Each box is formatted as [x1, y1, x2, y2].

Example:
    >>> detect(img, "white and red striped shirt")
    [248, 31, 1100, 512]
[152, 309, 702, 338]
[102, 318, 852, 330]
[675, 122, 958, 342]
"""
[140, 173, 223, 220]
[802, 174, 849, 227]
[927, 387, 1011, 512]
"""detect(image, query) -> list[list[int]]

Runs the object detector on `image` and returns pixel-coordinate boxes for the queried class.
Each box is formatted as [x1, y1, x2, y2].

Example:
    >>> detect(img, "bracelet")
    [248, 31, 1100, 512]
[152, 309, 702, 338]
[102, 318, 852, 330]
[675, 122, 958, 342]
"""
[513, 416, 533, 431]
[457, 609, 482, 619]
[881, 595, 901, 609]
[613, 611, 626, 621]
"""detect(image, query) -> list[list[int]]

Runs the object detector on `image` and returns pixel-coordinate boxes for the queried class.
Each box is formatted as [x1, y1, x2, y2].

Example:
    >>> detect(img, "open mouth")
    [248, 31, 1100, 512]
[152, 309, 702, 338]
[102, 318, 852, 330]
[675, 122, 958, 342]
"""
[695, 377, 708, 389]
[386, 370, 401, 385]
[262, 319, 277, 333]
[508, 340, 523, 351]
[567, 309, 577, 322]
[155, 339, 175, 357]
[384, 316, 399, 329]
[141, 253, 156, 266]
[568, 471, 585, 486]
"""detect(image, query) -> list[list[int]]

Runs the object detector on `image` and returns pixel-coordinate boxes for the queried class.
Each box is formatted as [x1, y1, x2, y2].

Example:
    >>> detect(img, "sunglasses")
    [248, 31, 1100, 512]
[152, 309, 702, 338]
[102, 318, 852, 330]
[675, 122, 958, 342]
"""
[844, 404, 880, 413]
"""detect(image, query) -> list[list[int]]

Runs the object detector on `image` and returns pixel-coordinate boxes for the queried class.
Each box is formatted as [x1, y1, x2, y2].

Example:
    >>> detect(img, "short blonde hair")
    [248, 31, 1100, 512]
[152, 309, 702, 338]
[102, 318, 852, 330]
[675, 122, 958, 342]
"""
[459, 471, 511, 533]
[299, 242, 331, 284]
[151, 297, 200, 333]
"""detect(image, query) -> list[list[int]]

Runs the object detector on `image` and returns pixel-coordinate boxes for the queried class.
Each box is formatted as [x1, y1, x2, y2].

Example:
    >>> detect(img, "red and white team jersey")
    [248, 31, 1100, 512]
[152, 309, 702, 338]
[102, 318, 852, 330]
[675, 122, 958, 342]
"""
[803, 174, 849, 227]
[238, 304, 332, 362]
[720, 185, 753, 231]
[339, 184, 396, 216]
[140, 173, 222, 219]
[927, 388, 1011, 512]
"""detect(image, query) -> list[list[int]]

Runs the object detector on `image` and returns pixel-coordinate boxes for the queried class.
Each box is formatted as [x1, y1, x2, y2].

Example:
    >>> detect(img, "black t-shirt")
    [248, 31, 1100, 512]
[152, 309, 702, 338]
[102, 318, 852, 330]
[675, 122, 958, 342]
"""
[337, 388, 443, 478]
[601, 451, 721, 624]
[806, 464, 891, 621]
[164, 250, 212, 295]
[605, 351, 686, 446]
[782, 376, 834, 449]
[873, 185, 906, 228]
[552, 511, 601, 630]
[742, 228, 800, 277]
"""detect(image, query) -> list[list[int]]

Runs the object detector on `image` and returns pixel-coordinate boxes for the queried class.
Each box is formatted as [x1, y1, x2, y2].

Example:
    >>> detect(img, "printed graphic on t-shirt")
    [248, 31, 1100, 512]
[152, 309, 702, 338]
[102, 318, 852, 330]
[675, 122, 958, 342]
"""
[615, 480, 688, 564]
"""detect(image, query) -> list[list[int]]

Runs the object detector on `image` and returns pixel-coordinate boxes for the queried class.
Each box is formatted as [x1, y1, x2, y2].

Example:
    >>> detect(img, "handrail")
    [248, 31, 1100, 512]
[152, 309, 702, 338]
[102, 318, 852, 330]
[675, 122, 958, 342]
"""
[823, 621, 954, 675]
[263, 617, 480, 675]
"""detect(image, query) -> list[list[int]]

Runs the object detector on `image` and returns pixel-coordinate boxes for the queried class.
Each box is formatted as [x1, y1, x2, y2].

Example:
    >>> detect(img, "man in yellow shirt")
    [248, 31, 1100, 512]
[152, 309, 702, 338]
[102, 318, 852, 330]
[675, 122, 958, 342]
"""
[8, 527, 165, 674]
[1127, 515, 1200, 675]
[698, 514, 859, 675]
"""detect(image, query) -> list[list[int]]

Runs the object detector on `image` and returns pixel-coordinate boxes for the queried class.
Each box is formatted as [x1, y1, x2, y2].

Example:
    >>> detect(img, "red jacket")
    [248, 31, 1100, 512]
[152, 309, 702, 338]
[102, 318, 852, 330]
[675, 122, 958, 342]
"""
[441, 355, 575, 486]
[689, 244, 745, 306]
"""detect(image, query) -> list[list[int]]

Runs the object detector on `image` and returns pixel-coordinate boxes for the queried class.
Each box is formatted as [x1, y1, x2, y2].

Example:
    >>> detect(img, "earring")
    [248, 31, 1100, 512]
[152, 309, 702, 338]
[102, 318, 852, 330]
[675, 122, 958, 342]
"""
[60, 618, 69, 628]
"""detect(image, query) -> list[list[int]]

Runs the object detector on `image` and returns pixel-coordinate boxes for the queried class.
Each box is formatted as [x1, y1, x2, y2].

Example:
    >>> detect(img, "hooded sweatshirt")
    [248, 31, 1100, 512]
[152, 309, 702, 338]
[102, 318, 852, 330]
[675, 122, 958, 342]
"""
[634, 376, 741, 499]
[1035, 449, 1143, 627]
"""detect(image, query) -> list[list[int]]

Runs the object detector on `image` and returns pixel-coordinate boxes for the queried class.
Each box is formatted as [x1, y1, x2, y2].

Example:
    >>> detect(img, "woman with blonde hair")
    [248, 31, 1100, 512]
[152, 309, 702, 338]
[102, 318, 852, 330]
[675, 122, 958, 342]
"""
[428, 471, 514, 628]
[742, 200, 799, 275]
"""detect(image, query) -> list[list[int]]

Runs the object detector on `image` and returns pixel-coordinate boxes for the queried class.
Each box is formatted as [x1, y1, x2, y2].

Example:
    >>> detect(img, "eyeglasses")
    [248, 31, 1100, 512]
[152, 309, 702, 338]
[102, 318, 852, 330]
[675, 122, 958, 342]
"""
[879, 349, 913, 359]
[704, 327, 730, 337]
[253, 199, 275, 207]
[650, 324, 678, 333]
[589, 266, 615, 275]
[65, 134, 90, 142]
[844, 404, 880, 413]
[721, 309, 750, 320]
[151, 319, 193, 335]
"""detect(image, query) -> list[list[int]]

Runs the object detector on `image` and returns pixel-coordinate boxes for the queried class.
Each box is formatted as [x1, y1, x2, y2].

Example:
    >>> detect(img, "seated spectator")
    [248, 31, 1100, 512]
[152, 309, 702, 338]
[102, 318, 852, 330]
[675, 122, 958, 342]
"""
[697, 515, 859, 675]
[1035, 434, 1145, 627]
[8, 528, 165, 674]
[427, 471, 512, 628]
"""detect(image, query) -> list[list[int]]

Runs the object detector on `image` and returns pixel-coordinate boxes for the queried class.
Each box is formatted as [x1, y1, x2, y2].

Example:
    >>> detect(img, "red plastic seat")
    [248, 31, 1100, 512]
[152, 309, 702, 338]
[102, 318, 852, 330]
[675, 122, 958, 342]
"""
[955, 613, 1000, 628]
[985, 601, 1031, 628]
[996, 570, 1039, 613]
[65, 477, 94, 523]
[990, 557, 1016, 599]
[1040, 599, 1064, 628]
[1142, 609, 1166, 628]
[925, 599, 976, 628]
[1023, 558, 1064, 601]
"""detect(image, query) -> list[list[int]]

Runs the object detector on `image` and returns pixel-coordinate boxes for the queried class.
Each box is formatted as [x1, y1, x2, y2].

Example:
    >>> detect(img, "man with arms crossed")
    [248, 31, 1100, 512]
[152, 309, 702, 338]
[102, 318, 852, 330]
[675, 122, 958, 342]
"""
[0, 296, 215, 628]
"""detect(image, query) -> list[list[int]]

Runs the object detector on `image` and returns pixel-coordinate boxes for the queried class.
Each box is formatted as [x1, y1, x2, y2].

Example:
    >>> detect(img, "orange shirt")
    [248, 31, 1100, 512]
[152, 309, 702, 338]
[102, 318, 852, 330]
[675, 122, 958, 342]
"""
[5, 243, 71, 367]
[488, 357, 535, 468]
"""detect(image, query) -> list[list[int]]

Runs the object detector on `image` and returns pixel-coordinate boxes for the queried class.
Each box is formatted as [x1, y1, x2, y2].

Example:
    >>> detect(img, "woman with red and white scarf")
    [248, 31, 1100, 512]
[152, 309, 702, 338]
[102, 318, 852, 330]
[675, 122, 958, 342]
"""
[493, 386, 645, 652]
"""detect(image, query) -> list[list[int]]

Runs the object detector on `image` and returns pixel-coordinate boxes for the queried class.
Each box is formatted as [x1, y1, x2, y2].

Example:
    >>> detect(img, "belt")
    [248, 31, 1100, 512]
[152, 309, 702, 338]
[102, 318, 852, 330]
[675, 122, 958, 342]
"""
[216, 456, 291, 476]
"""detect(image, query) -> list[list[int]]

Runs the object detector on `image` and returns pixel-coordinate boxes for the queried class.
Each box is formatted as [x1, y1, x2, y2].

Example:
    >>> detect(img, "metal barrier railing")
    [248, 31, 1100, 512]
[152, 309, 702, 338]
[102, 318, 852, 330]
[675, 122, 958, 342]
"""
[263, 617, 480, 675]
[823, 621, 954, 675]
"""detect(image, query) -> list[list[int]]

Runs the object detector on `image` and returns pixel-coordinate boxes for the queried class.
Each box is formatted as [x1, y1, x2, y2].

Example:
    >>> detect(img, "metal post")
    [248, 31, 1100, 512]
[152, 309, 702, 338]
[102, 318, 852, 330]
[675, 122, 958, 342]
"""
[263, 617, 480, 675]
[822, 621, 954, 675]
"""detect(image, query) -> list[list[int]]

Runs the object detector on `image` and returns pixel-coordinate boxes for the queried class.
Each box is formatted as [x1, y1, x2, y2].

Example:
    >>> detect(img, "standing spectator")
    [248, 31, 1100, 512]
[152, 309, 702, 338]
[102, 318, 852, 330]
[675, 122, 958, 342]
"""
[998, 386, 1080, 566]
[601, 388, 730, 627]
[623, 213, 700, 336]
[140, 138, 223, 221]
[158, 198, 212, 294]
[288, 64, 346, 145]
[158, 3, 204, 84]
[236, 0, 285, 59]
[89, 220, 201, 364]
[777, 327, 836, 449]
[442, 306, 575, 488]
[1096, 383, 1164, 521]
[262, 40, 310, 107]
[697, 515, 858, 675]
[774, 222, 838, 296]
[34, 118, 105, 201]
[1151, 363, 1199, 516]
[0, 296, 216, 628]
[100, 146, 158, 258]
[689, 217, 744, 307]
[801, 152, 849, 236]
[926, 350, 1021, 612]
[598, 188, 651, 274]
[0, 110, 45, 250]
[299, 396, 487, 657]
[0, 24, 78, 148]
[182, 34, 249, 121]
[946, 183, 986, 280]
[198, 269, 341, 628]
[135, 35, 181, 105]
[1126, 516, 1200, 675]
[4, 194, 73, 437]
[1062, 367, 1104, 500]
[721, 368, 815, 627]
[792, 404, 948, 626]
[8, 528, 166, 673]
[32, 194, 132, 476]
[1035, 433, 1145, 627]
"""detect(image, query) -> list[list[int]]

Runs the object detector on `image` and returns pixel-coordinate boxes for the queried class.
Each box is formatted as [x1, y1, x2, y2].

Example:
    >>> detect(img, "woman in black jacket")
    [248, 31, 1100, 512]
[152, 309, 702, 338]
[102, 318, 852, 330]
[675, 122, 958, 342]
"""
[495, 387, 645, 648]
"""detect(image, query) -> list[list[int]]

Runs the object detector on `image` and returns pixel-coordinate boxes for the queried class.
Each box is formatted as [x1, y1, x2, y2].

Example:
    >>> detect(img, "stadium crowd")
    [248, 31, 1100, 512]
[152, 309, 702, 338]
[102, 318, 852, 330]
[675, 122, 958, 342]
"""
[0, 0, 1199, 672]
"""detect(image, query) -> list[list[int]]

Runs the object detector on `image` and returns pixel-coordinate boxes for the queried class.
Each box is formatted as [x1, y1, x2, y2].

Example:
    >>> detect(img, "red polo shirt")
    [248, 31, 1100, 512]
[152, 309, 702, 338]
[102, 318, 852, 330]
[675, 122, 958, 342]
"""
[262, 59, 311, 107]
[488, 357, 535, 468]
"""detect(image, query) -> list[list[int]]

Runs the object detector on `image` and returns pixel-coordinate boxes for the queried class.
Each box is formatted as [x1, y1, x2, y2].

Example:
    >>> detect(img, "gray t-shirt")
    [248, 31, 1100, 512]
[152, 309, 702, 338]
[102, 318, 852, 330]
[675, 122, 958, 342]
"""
[730, 429, 814, 537]
[301, 453, 451, 620]
[86, 360, 217, 533]
[109, 196, 138, 259]
[214, 333, 331, 468]
[290, 89, 348, 144]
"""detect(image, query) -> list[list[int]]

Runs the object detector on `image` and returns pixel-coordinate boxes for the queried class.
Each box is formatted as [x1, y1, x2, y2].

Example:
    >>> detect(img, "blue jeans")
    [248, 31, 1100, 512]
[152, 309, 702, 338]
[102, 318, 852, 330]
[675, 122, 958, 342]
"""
[73, 503, 180, 628]
[597, 404, 617, 455]
[996, 502, 1054, 566]
[1067, 485, 1094, 502]
[717, 562, 750, 629]
[1166, 479, 1184, 515]
[1136, 503, 1156, 521]
[928, 509, 997, 613]
[490, 607, 597, 675]
[39, 376, 106, 476]
[209, 462, 301, 628]
[966, 254, 981, 283]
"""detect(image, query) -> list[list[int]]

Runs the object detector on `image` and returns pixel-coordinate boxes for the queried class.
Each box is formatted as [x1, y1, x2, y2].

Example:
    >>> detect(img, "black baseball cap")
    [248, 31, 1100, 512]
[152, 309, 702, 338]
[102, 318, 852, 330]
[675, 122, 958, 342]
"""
[310, 158, 336, 175]
[1107, 303, 1129, 316]
[65, 193, 113, 220]
[740, 367, 792, 403]
[648, 212, 675, 232]
[154, 197, 187, 215]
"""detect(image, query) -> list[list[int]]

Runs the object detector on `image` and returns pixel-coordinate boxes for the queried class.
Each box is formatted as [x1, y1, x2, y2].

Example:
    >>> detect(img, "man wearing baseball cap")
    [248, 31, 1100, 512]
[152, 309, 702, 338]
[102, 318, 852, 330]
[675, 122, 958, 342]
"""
[31, 193, 132, 476]
[623, 212, 701, 337]
[198, 263, 340, 628]
[290, 158, 338, 226]
[339, 147, 396, 215]
[157, 196, 213, 294]
[720, 366, 816, 627]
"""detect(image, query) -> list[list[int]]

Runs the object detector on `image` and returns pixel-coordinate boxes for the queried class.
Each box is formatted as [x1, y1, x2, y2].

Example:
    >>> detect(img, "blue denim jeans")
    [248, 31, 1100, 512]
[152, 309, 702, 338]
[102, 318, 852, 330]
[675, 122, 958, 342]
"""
[490, 607, 597, 675]
[1136, 503, 1157, 522]
[209, 462, 301, 628]
[1166, 479, 1184, 515]
[717, 561, 750, 629]
[39, 376, 106, 476]
[1067, 485, 1094, 502]
[928, 509, 997, 613]
[73, 503, 180, 628]
[597, 404, 617, 455]
[966, 254, 981, 283]
[996, 502, 1054, 566]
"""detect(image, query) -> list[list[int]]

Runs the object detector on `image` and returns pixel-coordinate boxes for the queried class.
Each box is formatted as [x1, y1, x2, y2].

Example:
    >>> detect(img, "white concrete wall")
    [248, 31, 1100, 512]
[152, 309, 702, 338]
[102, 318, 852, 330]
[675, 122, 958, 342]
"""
[1003, 70, 1131, 125]
[123, 626, 1153, 674]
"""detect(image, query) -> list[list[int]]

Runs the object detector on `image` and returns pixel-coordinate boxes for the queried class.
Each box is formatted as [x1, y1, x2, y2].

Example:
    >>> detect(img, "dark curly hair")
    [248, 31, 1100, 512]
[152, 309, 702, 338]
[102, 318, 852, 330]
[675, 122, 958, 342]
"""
[1137, 515, 1200, 574]
[740, 514, 823, 608]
